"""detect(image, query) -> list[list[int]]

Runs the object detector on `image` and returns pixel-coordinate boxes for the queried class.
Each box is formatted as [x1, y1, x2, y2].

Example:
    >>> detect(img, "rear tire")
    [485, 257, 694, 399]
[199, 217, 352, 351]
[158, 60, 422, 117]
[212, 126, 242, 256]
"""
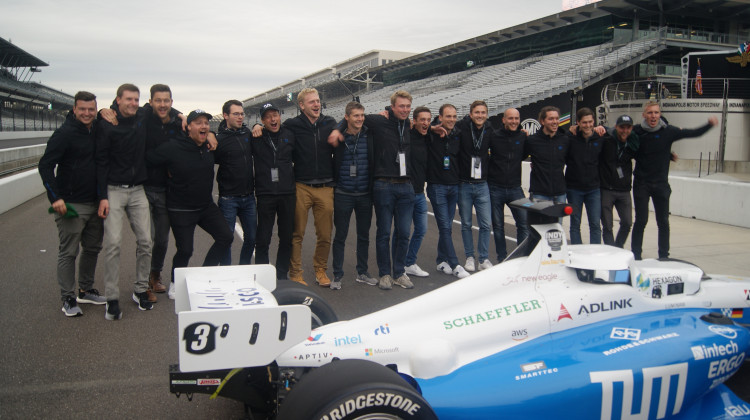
[272, 280, 338, 328]
[278, 359, 437, 420]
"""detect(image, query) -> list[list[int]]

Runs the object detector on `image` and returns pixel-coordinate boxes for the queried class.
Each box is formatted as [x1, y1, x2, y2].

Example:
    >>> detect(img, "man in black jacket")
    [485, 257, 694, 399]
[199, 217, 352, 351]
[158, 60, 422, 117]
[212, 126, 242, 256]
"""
[630, 102, 717, 260]
[252, 88, 336, 287]
[524, 106, 569, 205]
[599, 115, 638, 248]
[401, 106, 430, 278]
[39, 91, 105, 317]
[96, 83, 153, 319]
[148, 110, 233, 285]
[253, 104, 297, 281]
[329, 90, 415, 290]
[215, 100, 256, 267]
[565, 107, 604, 245]
[488, 108, 528, 262]
[329, 102, 376, 289]
[143, 84, 181, 299]
[426, 104, 469, 279]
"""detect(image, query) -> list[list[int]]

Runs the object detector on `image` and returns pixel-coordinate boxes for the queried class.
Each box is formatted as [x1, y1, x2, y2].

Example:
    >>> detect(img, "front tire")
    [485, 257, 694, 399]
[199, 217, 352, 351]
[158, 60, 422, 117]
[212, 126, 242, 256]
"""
[278, 359, 437, 420]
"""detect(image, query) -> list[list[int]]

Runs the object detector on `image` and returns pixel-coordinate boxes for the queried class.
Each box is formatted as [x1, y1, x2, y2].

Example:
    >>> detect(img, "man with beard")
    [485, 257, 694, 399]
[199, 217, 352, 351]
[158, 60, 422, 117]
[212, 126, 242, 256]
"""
[488, 108, 529, 262]
[147, 110, 233, 288]
[630, 102, 717, 260]
[524, 106, 569, 205]
[215, 100, 256, 267]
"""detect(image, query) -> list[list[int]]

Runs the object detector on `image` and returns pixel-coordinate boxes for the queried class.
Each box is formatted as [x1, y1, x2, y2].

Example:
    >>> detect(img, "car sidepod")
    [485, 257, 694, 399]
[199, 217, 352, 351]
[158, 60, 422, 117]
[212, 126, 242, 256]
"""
[416, 309, 750, 420]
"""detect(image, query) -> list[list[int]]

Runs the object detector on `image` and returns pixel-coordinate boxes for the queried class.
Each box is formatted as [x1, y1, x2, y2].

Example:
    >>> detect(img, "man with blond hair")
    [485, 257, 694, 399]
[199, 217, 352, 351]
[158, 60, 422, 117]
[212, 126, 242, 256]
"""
[329, 90, 414, 290]
[252, 88, 336, 286]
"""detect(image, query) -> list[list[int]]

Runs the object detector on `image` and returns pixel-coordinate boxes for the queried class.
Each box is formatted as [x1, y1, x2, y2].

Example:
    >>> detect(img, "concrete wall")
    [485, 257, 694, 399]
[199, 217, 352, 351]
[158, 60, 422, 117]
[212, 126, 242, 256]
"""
[0, 131, 52, 140]
[670, 176, 750, 228]
[0, 170, 45, 215]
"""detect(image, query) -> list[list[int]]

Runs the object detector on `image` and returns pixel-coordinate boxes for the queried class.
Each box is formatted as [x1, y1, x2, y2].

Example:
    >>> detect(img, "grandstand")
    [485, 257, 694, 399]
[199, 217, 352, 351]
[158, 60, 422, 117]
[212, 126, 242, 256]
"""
[240, 0, 749, 172]
[1, 36, 73, 132]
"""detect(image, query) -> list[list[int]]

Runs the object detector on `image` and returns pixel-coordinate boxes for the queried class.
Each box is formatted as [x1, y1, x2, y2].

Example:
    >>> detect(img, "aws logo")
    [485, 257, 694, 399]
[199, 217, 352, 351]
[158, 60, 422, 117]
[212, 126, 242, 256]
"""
[512, 329, 529, 341]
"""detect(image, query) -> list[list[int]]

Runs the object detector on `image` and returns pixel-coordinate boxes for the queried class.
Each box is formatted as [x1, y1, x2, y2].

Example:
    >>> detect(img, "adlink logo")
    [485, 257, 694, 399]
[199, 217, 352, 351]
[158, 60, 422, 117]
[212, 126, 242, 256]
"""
[578, 298, 632, 315]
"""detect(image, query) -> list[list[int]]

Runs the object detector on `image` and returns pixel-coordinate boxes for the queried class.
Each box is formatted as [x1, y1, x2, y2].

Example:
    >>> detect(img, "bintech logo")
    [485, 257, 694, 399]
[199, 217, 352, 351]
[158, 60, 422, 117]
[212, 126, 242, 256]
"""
[692, 341, 739, 360]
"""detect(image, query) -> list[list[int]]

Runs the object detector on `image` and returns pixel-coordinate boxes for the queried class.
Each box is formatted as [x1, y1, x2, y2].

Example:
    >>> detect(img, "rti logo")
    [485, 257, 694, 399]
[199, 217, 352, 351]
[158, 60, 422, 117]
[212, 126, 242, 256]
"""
[374, 324, 391, 335]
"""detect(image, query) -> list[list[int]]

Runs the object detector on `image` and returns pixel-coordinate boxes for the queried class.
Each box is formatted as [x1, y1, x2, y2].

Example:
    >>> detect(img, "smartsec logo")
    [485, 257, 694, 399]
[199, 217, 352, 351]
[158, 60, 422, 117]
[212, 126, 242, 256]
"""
[516, 361, 558, 381]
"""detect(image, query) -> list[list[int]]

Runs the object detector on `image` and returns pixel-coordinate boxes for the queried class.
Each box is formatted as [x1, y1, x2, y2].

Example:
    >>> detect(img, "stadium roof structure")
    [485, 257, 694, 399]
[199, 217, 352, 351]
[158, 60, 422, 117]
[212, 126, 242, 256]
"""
[0, 37, 47, 68]
[379, 0, 750, 75]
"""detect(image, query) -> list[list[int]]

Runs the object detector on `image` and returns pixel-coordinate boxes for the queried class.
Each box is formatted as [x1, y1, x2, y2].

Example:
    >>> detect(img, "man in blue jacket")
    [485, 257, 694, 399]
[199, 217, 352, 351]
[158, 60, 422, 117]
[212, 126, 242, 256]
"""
[39, 91, 105, 317]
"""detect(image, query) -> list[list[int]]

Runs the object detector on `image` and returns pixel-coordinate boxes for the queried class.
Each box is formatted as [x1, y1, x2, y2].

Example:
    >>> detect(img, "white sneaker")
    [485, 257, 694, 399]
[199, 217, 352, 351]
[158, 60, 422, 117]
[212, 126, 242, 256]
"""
[478, 259, 494, 270]
[453, 265, 470, 278]
[465, 256, 476, 272]
[436, 261, 452, 274]
[168, 282, 176, 300]
[405, 264, 429, 277]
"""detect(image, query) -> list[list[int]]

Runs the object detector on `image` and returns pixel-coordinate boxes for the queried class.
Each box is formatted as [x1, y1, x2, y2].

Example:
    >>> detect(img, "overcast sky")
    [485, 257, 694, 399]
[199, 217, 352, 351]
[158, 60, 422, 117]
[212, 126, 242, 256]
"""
[2, 0, 563, 114]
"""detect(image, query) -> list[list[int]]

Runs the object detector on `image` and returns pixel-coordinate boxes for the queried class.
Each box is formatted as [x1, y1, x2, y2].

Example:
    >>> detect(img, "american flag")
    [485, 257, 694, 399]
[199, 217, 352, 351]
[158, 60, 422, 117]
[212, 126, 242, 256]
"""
[695, 58, 703, 95]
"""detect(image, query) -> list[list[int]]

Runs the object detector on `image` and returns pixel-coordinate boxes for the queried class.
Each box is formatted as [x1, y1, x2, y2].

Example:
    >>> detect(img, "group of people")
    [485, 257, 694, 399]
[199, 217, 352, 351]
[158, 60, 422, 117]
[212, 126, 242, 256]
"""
[40, 82, 716, 319]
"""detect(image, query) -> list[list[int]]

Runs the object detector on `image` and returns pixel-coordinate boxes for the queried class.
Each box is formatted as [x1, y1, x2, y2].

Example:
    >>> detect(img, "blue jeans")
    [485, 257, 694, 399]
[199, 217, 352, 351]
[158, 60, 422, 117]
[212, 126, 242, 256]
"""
[426, 183, 459, 268]
[392, 193, 427, 267]
[373, 180, 414, 277]
[566, 188, 602, 244]
[218, 194, 257, 265]
[332, 192, 372, 280]
[458, 182, 491, 262]
[489, 185, 529, 262]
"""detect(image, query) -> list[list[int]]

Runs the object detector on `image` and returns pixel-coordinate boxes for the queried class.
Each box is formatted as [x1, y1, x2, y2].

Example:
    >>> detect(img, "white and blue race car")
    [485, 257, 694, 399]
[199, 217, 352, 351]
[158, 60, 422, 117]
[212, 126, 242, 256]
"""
[169, 199, 750, 420]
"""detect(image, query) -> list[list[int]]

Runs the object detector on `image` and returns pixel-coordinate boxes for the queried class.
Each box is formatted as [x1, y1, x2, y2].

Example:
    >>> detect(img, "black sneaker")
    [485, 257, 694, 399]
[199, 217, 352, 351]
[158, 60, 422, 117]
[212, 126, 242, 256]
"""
[62, 297, 83, 317]
[132, 292, 153, 311]
[105, 300, 122, 320]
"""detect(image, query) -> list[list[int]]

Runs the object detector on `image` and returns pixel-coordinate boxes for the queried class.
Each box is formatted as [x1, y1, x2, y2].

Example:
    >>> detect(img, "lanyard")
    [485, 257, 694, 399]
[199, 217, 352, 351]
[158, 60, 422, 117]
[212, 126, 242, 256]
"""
[397, 120, 406, 151]
[471, 125, 485, 155]
[266, 133, 279, 165]
[344, 131, 360, 161]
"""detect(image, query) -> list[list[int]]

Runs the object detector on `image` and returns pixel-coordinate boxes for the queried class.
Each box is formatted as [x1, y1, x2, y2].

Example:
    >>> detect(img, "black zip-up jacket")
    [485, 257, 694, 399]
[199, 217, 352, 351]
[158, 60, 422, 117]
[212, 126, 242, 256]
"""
[95, 105, 148, 199]
[456, 118, 491, 182]
[524, 128, 570, 196]
[565, 130, 604, 190]
[633, 122, 712, 185]
[252, 127, 296, 196]
[425, 127, 460, 185]
[333, 125, 374, 194]
[284, 113, 336, 183]
[365, 107, 411, 179]
[488, 127, 526, 188]
[409, 128, 429, 193]
[599, 129, 638, 192]
[39, 111, 98, 204]
[147, 133, 215, 211]
[215, 120, 254, 197]
[143, 103, 182, 190]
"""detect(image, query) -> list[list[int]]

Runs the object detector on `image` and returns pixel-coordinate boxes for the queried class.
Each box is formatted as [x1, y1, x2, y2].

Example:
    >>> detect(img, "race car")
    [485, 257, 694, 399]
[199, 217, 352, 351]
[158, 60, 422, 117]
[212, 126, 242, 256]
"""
[169, 199, 750, 419]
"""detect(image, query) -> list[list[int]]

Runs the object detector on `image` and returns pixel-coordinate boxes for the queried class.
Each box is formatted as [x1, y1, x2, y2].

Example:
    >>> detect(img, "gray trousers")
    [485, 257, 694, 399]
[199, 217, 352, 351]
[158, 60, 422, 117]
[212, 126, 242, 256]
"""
[55, 202, 103, 301]
[600, 189, 632, 248]
[102, 185, 152, 300]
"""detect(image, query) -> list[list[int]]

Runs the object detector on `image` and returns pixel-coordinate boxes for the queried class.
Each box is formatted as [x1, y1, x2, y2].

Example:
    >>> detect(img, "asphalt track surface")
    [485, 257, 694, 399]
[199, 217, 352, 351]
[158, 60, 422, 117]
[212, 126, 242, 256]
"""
[0, 192, 747, 419]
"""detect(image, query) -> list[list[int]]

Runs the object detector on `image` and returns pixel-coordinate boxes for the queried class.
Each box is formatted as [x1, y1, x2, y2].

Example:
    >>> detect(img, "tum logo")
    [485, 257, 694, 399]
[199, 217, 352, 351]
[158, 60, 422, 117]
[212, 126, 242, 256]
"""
[590, 362, 687, 420]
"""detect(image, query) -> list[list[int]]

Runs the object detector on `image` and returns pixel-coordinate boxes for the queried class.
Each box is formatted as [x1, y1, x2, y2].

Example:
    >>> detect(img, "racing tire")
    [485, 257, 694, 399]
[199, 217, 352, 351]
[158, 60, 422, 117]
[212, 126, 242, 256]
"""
[278, 359, 437, 420]
[272, 280, 338, 328]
